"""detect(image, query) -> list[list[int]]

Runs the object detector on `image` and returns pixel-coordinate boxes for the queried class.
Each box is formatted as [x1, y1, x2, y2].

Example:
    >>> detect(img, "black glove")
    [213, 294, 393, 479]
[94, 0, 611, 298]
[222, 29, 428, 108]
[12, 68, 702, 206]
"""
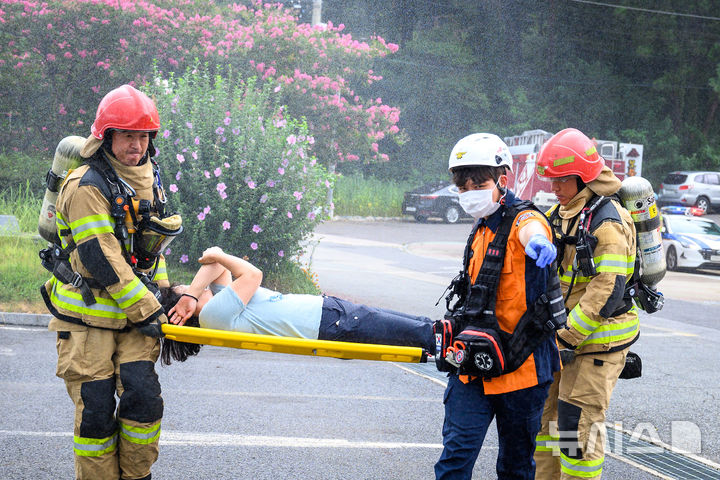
[559, 349, 575, 366]
[136, 314, 166, 338]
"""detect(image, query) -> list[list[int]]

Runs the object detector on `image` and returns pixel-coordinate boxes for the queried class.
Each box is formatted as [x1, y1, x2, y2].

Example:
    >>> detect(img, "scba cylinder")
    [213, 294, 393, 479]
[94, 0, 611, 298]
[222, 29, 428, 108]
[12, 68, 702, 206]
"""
[38, 136, 86, 243]
[618, 176, 666, 287]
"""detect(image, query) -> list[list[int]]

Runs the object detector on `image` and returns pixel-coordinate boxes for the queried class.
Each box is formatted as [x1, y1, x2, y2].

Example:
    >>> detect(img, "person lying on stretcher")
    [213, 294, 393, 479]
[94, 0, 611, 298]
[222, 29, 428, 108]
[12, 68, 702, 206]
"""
[159, 246, 435, 365]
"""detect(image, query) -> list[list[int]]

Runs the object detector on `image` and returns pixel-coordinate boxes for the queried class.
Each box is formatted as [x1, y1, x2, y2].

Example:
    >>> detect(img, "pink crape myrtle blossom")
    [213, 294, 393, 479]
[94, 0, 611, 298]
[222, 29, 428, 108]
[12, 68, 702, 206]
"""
[0, 0, 401, 164]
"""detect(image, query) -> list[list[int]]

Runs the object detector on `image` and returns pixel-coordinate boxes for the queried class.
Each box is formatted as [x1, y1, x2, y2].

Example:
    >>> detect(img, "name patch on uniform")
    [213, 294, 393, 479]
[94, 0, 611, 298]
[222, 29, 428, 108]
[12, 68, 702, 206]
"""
[516, 212, 535, 226]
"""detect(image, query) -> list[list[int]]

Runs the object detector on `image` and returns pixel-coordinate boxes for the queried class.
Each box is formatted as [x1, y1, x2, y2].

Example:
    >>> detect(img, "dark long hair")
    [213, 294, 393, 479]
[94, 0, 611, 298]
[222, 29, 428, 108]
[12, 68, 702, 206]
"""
[159, 284, 203, 366]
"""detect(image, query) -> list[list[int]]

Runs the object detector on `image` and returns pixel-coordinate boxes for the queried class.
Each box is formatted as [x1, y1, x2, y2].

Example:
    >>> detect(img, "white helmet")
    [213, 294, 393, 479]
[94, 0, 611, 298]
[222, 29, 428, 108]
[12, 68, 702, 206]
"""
[448, 133, 513, 172]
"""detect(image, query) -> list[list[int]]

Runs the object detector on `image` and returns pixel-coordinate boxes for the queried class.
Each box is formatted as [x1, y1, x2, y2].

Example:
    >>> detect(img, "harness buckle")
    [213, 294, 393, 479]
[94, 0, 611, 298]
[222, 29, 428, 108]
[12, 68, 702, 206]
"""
[70, 272, 84, 288]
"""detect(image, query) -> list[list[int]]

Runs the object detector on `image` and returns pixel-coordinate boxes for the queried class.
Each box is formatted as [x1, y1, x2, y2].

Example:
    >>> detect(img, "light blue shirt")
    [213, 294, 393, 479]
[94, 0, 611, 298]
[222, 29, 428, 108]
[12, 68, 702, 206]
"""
[199, 284, 323, 339]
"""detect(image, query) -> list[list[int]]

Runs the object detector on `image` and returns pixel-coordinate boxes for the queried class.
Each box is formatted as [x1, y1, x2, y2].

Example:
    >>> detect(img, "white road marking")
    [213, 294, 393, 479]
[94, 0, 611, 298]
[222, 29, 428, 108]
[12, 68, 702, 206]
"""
[640, 333, 698, 337]
[393, 364, 448, 388]
[0, 429, 447, 450]
[641, 323, 698, 337]
[311, 233, 402, 249]
[318, 265, 452, 286]
[168, 389, 440, 403]
[0, 325, 48, 332]
[0, 381, 440, 403]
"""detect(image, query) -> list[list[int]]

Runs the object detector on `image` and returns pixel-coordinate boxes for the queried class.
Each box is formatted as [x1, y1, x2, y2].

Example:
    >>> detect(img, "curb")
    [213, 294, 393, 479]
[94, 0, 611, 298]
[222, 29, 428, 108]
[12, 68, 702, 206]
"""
[0, 311, 51, 327]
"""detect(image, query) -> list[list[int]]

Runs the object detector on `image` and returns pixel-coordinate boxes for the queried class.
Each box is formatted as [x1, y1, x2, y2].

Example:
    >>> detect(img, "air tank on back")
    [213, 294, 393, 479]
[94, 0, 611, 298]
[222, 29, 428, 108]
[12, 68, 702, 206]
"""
[38, 136, 86, 243]
[618, 176, 666, 287]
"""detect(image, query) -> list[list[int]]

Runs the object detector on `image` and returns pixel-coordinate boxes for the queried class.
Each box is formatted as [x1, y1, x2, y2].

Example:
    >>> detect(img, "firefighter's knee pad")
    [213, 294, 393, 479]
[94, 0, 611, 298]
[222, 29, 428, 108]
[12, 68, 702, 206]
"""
[118, 361, 163, 423]
[557, 399, 583, 459]
[79, 377, 117, 438]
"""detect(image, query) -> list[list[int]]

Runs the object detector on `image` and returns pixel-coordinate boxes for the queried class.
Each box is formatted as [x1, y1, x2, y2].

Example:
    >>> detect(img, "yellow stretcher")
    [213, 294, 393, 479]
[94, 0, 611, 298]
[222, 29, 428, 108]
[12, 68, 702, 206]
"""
[162, 324, 428, 363]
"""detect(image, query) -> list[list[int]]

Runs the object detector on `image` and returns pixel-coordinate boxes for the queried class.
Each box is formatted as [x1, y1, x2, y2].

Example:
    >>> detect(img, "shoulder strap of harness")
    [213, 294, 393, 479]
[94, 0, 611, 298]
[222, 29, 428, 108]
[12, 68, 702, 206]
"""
[588, 193, 622, 232]
[459, 200, 539, 322]
[551, 194, 611, 275]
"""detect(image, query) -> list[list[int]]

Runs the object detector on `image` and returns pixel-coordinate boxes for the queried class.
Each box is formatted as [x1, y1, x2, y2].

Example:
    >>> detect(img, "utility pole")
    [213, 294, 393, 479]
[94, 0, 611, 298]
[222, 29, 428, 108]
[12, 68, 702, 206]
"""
[311, 0, 322, 26]
[311, 0, 330, 216]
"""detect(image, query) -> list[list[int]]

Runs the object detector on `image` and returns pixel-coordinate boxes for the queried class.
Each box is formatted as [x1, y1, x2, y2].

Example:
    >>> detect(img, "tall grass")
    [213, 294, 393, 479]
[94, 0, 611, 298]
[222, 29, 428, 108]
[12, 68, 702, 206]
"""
[0, 236, 49, 312]
[333, 174, 414, 217]
[0, 185, 48, 312]
[0, 181, 43, 232]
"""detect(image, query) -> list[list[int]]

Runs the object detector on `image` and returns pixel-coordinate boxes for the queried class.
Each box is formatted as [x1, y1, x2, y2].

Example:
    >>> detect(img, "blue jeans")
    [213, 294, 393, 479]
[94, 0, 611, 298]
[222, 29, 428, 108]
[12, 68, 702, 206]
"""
[318, 295, 435, 353]
[435, 375, 551, 480]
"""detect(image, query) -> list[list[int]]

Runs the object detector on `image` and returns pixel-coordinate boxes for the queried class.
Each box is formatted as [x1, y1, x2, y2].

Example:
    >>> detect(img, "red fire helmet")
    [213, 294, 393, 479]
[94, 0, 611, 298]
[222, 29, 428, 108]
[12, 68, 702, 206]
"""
[536, 128, 604, 183]
[90, 84, 160, 140]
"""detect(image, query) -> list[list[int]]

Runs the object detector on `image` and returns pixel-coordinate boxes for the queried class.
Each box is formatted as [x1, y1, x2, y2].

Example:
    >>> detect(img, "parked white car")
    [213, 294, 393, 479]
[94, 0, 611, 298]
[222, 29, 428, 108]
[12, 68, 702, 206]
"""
[662, 213, 720, 271]
[657, 171, 720, 213]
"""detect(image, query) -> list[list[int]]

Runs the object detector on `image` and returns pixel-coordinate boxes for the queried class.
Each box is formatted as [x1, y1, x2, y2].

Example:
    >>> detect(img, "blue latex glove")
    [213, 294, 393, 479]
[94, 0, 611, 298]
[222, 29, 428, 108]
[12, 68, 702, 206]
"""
[525, 234, 556, 268]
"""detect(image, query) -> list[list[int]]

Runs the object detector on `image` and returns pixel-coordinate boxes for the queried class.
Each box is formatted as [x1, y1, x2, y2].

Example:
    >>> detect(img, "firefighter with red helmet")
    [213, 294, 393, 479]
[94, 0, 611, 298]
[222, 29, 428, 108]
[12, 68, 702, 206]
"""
[42, 85, 181, 480]
[533, 128, 639, 480]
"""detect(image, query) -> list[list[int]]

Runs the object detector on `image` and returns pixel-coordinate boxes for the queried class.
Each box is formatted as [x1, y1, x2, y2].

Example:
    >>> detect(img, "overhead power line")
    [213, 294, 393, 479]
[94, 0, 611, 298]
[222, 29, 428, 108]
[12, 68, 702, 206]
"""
[568, 0, 720, 21]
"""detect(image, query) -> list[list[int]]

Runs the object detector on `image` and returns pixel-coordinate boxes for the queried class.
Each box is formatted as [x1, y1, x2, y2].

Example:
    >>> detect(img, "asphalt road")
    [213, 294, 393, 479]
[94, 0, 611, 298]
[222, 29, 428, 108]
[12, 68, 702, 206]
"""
[1, 217, 719, 479]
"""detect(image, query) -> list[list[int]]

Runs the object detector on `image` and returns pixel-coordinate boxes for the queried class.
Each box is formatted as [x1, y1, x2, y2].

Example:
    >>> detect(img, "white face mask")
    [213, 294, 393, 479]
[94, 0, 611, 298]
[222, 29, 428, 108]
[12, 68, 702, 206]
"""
[458, 182, 501, 219]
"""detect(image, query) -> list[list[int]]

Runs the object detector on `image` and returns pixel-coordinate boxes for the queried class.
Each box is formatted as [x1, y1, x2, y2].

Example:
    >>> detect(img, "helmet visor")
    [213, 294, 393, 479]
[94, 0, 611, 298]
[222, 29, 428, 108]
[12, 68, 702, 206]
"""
[536, 172, 578, 184]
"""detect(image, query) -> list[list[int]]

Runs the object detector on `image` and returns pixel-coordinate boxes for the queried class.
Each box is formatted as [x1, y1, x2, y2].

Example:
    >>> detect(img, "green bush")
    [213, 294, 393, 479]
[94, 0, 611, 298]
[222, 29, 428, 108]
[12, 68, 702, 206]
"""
[166, 257, 320, 296]
[146, 64, 332, 271]
[333, 174, 413, 217]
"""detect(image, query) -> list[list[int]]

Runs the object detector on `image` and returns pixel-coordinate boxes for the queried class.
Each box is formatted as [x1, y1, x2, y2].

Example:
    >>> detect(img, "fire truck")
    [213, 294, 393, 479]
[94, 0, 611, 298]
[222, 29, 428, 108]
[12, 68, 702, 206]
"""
[503, 129, 644, 208]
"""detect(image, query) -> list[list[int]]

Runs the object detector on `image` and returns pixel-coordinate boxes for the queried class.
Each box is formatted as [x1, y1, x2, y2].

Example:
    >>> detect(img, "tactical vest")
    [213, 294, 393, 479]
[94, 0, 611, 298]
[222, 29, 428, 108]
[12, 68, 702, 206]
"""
[434, 201, 567, 378]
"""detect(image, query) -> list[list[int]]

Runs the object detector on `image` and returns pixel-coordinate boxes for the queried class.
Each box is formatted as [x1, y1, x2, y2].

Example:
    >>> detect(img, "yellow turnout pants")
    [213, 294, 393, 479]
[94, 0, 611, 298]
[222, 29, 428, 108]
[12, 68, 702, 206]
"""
[534, 349, 627, 480]
[51, 319, 163, 480]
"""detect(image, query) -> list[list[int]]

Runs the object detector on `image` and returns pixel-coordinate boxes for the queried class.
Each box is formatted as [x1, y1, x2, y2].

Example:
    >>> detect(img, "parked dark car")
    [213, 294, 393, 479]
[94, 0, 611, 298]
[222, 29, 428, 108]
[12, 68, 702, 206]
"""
[657, 171, 720, 213]
[401, 181, 472, 223]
